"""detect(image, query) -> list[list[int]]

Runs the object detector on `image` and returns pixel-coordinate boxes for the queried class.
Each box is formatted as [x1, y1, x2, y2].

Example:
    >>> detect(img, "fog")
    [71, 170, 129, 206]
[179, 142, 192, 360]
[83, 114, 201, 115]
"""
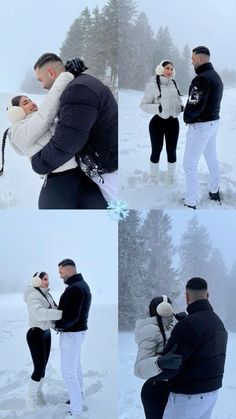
[0, 0, 107, 91]
[0, 210, 117, 303]
[135, 0, 236, 71]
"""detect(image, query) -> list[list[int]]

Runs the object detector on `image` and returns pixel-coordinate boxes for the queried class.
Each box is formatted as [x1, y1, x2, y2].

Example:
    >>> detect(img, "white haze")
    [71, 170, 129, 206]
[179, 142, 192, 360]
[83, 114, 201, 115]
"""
[135, 0, 236, 71]
[0, 0, 107, 91]
[0, 210, 117, 303]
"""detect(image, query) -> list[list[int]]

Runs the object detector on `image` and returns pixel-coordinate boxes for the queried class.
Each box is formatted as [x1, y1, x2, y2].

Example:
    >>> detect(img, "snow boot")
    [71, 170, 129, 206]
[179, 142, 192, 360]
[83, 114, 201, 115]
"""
[149, 161, 159, 182]
[167, 162, 176, 184]
[209, 189, 221, 203]
[64, 411, 82, 418]
[37, 378, 46, 405]
[25, 379, 40, 409]
[184, 203, 196, 210]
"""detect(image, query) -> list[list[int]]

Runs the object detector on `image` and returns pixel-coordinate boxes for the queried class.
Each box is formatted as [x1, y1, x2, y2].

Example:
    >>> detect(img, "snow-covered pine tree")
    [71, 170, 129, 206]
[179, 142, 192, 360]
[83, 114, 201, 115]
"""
[118, 210, 142, 330]
[152, 27, 175, 72]
[131, 12, 154, 90]
[136, 210, 178, 320]
[179, 216, 213, 285]
[118, 0, 138, 89]
[102, 0, 118, 92]
[224, 262, 236, 332]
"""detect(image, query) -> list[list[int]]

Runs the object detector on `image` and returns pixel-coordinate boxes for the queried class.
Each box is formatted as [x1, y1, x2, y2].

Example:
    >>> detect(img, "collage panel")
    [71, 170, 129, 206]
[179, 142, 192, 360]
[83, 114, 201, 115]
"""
[119, 210, 236, 419]
[0, 210, 118, 419]
[119, 0, 236, 210]
[0, 0, 117, 210]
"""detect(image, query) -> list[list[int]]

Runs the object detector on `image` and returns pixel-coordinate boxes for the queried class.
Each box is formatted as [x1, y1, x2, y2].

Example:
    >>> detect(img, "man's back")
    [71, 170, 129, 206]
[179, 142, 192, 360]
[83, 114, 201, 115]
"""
[163, 299, 228, 394]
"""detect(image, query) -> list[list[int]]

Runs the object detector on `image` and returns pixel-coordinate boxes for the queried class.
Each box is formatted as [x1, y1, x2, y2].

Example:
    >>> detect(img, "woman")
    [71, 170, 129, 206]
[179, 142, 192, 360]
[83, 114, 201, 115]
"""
[134, 295, 174, 419]
[140, 60, 183, 184]
[23, 271, 62, 409]
[1, 59, 107, 209]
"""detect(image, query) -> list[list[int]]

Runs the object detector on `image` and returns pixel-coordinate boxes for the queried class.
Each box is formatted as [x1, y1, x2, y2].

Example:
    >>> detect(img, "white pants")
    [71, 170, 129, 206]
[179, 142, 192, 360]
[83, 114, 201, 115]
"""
[60, 331, 86, 416]
[183, 120, 220, 206]
[92, 170, 118, 203]
[163, 390, 219, 419]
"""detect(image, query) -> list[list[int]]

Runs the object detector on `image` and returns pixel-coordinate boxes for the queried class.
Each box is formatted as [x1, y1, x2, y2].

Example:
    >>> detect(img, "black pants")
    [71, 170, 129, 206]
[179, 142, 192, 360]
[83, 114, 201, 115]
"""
[38, 167, 107, 209]
[149, 115, 179, 163]
[141, 378, 170, 419]
[26, 327, 51, 382]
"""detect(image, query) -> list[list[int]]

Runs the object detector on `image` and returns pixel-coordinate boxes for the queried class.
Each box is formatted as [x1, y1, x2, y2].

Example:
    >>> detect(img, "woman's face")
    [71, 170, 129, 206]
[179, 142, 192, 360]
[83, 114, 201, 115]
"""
[163, 64, 174, 78]
[40, 273, 49, 288]
[19, 96, 38, 115]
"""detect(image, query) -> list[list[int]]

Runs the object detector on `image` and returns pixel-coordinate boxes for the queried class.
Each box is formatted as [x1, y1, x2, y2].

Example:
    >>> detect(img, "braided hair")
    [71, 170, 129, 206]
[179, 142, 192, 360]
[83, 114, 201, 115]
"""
[0, 129, 8, 176]
[149, 296, 172, 351]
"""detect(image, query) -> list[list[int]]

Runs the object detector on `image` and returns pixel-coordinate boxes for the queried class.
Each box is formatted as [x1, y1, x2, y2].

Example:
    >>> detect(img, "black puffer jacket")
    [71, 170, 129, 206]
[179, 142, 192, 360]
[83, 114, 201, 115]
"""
[55, 273, 92, 332]
[157, 299, 228, 394]
[31, 73, 118, 177]
[184, 63, 223, 124]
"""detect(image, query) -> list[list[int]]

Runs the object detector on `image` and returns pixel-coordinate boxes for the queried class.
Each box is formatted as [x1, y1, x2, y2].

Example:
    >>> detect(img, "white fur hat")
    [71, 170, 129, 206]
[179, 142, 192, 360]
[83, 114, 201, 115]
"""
[156, 295, 173, 317]
[155, 60, 176, 78]
[6, 105, 26, 124]
[32, 272, 42, 287]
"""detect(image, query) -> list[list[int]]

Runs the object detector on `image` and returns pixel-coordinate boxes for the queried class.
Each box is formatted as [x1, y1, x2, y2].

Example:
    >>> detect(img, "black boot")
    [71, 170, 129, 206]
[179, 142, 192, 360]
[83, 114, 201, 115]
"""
[184, 203, 196, 210]
[209, 190, 221, 202]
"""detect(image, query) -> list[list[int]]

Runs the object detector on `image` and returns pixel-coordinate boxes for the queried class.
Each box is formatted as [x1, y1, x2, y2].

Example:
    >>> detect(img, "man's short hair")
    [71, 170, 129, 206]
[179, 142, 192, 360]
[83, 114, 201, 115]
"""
[193, 46, 210, 56]
[58, 258, 76, 267]
[34, 53, 63, 70]
[186, 277, 208, 290]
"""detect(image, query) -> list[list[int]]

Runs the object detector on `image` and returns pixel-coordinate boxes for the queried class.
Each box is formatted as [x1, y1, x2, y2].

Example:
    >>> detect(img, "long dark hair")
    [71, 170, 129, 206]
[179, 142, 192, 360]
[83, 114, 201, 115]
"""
[149, 296, 172, 350]
[0, 129, 8, 176]
[11, 96, 23, 107]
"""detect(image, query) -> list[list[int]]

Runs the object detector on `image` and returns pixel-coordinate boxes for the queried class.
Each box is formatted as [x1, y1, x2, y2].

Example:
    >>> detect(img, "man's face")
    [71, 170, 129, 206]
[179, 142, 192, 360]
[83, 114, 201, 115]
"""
[191, 52, 202, 70]
[35, 65, 57, 90]
[58, 265, 70, 282]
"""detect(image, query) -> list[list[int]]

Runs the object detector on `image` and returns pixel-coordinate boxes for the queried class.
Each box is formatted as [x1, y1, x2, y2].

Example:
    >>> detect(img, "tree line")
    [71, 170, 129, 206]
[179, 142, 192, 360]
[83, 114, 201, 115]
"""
[119, 210, 235, 333]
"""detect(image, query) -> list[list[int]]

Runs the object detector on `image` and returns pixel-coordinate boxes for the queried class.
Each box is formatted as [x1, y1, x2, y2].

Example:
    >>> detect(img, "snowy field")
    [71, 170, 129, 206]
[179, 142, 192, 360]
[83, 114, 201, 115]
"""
[119, 331, 236, 419]
[0, 92, 46, 209]
[119, 88, 236, 209]
[0, 293, 117, 419]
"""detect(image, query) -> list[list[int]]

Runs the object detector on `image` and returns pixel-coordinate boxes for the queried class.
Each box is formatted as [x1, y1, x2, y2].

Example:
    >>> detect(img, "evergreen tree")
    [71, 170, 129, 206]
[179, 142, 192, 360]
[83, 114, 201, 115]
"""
[225, 262, 236, 332]
[131, 12, 154, 90]
[60, 8, 92, 62]
[118, 210, 142, 330]
[152, 27, 174, 73]
[102, 0, 118, 90]
[118, 0, 138, 88]
[207, 248, 228, 320]
[179, 216, 213, 284]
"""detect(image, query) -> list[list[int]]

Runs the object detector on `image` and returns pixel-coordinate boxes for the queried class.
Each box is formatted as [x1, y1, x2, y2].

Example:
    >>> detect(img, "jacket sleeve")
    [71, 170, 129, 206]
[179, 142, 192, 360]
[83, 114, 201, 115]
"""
[155, 319, 201, 380]
[28, 295, 62, 322]
[9, 72, 74, 156]
[183, 76, 210, 123]
[55, 288, 84, 330]
[140, 82, 161, 115]
[31, 83, 99, 175]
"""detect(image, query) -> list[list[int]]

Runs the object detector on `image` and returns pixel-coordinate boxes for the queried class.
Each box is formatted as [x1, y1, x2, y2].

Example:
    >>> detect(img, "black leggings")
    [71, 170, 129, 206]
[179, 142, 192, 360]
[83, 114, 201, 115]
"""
[26, 328, 51, 382]
[149, 115, 179, 163]
[38, 167, 107, 209]
[141, 378, 170, 419]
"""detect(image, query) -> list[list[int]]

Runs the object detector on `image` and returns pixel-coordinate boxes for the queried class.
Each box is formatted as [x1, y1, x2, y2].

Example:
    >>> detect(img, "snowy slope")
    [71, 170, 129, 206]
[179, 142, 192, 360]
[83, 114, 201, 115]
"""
[119, 88, 236, 209]
[119, 331, 236, 419]
[0, 293, 117, 419]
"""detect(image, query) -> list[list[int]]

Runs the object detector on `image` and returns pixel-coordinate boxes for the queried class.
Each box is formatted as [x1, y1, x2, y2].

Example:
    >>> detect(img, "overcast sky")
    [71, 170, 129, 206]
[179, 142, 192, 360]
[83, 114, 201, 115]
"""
[0, 210, 117, 304]
[135, 0, 236, 71]
[0, 0, 107, 91]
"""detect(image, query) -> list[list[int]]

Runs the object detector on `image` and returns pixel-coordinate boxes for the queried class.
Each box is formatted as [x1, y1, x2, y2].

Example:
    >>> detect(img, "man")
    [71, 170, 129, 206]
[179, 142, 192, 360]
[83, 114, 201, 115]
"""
[156, 277, 228, 419]
[55, 258, 92, 419]
[183, 46, 223, 209]
[31, 53, 118, 209]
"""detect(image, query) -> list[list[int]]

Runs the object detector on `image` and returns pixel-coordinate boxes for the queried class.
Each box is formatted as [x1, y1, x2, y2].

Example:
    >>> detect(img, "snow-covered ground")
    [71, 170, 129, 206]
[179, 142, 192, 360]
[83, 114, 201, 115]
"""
[119, 331, 236, 419]
[0, 293, 117, 419]
[0, 92, 46, 208]
[119, 88, 236, 209]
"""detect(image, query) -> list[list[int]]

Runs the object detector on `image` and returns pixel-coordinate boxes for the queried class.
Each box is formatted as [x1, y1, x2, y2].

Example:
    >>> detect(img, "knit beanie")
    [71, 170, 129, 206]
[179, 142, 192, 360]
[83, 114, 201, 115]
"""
[155, 60, 176, 78]
[6, 104, 26, 124]
[156, 295, 173, 317]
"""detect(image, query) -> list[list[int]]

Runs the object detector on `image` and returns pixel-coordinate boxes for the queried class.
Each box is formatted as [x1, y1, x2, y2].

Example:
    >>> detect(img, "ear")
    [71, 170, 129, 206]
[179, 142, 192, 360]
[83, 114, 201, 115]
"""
[48, 67, 56, 78]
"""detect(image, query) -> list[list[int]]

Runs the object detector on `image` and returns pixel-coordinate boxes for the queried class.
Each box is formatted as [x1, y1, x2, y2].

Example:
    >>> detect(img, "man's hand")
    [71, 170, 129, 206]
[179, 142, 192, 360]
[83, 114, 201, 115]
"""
[174, 311, 187, 321]
[65, 58, 88, 77]
[157, 344, 182, 370]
